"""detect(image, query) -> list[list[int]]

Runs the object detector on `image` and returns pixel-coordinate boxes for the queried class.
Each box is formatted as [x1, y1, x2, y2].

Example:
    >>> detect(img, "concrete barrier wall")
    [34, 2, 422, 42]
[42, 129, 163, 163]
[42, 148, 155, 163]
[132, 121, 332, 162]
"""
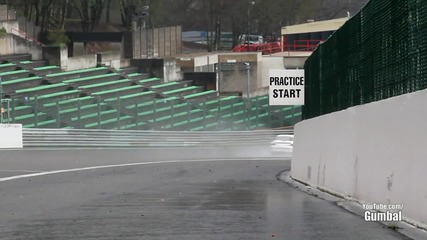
[292, 88, 427, 229]
[0, 34, 42, 60]
[98, 52, 121, 62]
[0, 21, 18, 33]
[218, 52, 262, 97]
[261, 57, 284, 88]
[67, 55, 97, 71]
[110, 59, 131, 69]
[163, 58, 181, 82]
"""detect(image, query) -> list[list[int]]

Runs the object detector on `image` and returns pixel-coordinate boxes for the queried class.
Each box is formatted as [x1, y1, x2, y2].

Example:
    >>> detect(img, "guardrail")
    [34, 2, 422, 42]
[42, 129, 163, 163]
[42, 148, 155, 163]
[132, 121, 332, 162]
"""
[22, 128, 294, 148]
[11, 28, 45, 46]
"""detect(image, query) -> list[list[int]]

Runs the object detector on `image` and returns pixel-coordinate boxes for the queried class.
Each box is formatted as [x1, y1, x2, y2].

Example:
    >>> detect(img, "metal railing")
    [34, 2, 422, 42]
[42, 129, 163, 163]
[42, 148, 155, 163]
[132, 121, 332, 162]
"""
[22, 128, 294, 148]
[11, 28, 45, 46]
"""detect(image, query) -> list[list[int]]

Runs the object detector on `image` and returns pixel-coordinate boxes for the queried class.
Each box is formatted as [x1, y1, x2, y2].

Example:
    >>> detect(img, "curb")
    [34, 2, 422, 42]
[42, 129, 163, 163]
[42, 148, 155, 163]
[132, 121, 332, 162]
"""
[277, 171, 427, 240]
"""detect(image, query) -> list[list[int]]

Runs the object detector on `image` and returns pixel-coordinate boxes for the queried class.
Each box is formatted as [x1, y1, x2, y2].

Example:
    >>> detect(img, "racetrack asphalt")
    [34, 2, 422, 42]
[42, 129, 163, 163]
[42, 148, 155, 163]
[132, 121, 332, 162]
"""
[0, 148, 411, 240]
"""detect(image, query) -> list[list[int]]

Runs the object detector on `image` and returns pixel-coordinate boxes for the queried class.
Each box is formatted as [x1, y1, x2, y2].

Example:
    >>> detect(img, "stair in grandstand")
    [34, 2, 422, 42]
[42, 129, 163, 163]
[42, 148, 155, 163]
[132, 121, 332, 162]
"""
[0, 54, 283, 130]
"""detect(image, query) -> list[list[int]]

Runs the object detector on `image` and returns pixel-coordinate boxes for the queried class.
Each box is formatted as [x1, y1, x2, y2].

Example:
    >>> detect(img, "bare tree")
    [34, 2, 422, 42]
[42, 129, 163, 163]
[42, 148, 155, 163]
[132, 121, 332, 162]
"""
[73, 0, 106, 32]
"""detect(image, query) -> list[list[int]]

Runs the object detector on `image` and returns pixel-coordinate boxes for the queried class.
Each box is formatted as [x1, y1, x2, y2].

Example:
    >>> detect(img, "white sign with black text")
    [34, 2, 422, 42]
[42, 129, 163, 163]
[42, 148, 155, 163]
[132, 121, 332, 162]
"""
[0, 124, 23, 149]
[269, 69, 305, 106]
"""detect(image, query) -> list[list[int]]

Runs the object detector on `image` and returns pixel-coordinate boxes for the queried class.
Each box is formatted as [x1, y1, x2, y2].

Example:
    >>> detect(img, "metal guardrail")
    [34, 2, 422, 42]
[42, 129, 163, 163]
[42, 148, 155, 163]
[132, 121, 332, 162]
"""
[22, 128, 294, 148]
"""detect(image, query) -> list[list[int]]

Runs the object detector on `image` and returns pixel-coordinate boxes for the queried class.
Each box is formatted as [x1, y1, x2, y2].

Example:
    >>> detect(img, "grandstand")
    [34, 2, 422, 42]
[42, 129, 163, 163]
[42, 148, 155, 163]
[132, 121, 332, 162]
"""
[0, 54, 299, 131]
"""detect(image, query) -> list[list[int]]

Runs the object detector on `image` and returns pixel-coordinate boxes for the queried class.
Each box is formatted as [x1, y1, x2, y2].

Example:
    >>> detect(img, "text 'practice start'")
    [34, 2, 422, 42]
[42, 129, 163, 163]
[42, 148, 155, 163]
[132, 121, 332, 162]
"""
[269, 77, 304, 86]
[270, 77, 304, 98]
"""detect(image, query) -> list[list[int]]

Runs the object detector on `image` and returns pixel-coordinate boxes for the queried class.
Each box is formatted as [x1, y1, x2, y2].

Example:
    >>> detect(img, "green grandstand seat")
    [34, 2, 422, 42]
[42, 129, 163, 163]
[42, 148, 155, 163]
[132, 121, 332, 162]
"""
[125, 97, 179, 113]
[190, 125, 205, 131]
[34, 66, 59, 71]
[62, 73, 121, 86]
[0, 62, 17, 72]
[150, 81, 181, 92]
[121, 122, 150, 130]
[84, 115, 135, 129]
[248, 112, 270, 126]
[14, 112, 52, 125]
[0, 69, 30, 81]
[103, 90, 156, 104]
[137, 77, 161, 87]
[134, 103, 191, 123]
[8, 104, 34, 116]
[203, 122, 220, 130]
[15, 83, 73, 96]
[78, 79, 133, 93]
[162, 86, 202, 97]
[220, 110, 247, 120]
[127, 73, 151, 81]
[70, 109, 122, 126]
[218, 97, 240, 106]
[127, 73, 141, 78]
[183, 90, 217, 101]
[91, 85, 144, 98]
[248, 123, 267, 130]
[43, 96, 97, 109]
[27, 89, 83, 104]
[250, 95, 269, 106]
[23, 119, 58, 128]
[163, 115, 216, 131]
[46, 67, 111, 82]
[152, 108, 205, 125]
[190, 121, 219, 131]
[33, 65, 61, 75]
[55, 102, 111, 119]
[209, 101, 246, 115]
[151, 80, 192, 92]
[19, 60, 46, 68]
[118, 66, 139, 75]
[1, 76, 45, 92]
[200, 96, 240, 108]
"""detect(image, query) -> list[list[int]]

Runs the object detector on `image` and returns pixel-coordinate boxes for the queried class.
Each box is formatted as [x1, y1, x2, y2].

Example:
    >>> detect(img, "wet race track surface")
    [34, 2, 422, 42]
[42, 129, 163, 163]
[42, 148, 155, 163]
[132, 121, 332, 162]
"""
[0, 148, 410, 240]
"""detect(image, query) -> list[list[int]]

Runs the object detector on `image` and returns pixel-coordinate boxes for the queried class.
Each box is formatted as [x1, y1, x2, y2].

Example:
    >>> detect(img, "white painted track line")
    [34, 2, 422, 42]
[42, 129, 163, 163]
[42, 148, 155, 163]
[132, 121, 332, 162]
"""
[0, 158, 287, 183]
[0, 170, 42, 173]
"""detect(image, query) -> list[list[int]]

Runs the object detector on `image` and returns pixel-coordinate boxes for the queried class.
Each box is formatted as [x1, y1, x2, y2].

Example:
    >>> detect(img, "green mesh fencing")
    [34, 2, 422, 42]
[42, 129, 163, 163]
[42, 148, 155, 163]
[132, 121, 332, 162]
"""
[303, 0, 427, 119]
[0, 95, 301, 131]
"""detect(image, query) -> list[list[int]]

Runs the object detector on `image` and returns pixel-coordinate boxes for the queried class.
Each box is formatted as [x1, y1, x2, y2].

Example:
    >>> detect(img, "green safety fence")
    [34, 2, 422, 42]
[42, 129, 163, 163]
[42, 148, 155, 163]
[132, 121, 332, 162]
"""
[0, 95, 302, 130]
[303, 0, 427, 120]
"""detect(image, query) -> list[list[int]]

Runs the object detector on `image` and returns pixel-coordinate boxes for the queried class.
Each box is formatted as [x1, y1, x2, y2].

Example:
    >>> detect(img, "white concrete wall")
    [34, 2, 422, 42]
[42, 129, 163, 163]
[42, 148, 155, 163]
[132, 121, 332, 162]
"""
[0, 20, 19, 33]
[251, 86, 269, 97]
[0, 21, 19, 34]
[0, 34, 42, 60]
[281, 17, 348, 35]
[110, 59, 131, 69]
[66, 55, 97, 71]
[292, 88, 427, 229]
[163, 59, 181, 82]
[194, 54, 218, 68]
[261, 57, 284, 88]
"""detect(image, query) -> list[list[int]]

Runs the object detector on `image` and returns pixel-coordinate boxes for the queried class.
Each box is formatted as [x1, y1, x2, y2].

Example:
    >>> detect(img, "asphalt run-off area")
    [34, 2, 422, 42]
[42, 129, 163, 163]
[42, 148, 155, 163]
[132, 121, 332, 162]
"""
[0, 147, 411, 240]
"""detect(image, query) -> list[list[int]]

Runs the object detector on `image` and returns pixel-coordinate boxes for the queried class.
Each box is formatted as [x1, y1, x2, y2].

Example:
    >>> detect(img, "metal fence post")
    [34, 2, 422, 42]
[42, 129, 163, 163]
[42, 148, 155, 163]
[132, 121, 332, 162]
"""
[171, 101, 175, 128]
[12, 97, 15, 122]
[56, 101, 61, 128]
[117, 96, 121, 130]
[97, 98, 101, 129]
[153, 99, 157, 127]
[35, 96, 39, 128]
[135, 98, 139, 130]
[78, 98, 82, 129]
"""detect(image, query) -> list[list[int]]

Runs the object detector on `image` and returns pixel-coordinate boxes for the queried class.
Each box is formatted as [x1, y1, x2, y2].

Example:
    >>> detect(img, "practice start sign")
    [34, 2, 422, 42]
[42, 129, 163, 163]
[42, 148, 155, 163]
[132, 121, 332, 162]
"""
[269, 69, 305, 106]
